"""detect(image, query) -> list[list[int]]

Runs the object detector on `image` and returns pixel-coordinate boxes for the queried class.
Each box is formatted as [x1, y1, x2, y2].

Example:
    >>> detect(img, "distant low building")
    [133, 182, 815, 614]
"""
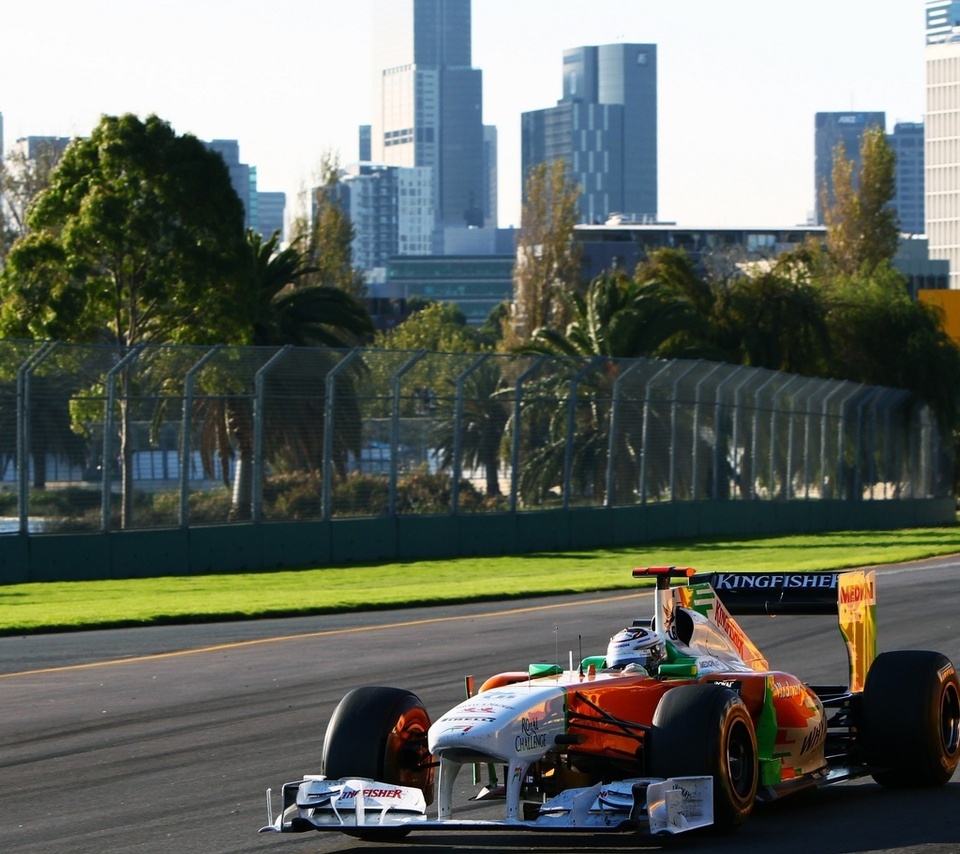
[11, 135, 73, 160]
[575, 223, 947, 298]
[369, 254, 514, 327]
[575, 223, 826, 280]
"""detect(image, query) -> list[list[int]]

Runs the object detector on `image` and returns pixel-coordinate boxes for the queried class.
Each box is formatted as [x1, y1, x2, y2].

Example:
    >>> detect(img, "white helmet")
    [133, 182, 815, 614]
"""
[605, 626, 666, 672]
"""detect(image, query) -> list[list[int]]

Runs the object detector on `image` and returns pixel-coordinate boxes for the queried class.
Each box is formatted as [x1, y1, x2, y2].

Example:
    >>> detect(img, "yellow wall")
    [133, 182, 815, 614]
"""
[919, 289, 960, 345]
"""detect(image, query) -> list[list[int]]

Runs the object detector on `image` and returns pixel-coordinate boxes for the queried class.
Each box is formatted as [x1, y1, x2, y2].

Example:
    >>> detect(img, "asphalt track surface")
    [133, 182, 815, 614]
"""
[2, 557, 960, 854]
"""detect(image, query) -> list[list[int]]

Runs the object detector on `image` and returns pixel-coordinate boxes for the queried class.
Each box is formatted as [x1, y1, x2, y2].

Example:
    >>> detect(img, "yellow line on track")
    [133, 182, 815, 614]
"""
[0, 591, 652, 679]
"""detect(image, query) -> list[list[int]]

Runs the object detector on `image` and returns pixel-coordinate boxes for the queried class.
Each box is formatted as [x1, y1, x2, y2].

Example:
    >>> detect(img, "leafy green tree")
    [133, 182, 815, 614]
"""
[0, 115, 251, 346]
[826, 264, 960, 431]
[521, 273, 704, 361]
[291, 152, 367, 300]
[821, 127, 900, 276]
[0, 113, 252, 527]
[376, 301, 485, 353]
[714, 270, 833, 376]
[508, 160, 582, 345]
[514, 274, 707, 505]
[1, 139, 65, 263]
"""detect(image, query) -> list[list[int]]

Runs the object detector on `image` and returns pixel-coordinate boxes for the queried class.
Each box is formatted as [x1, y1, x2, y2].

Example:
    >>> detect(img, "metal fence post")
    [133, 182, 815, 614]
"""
[730, 371, 759, 501]
[451, 353, 490, 513]
[101, 345, 145, 532]
[639, 363, 674, 504]
[749, 372, 778, 500]
[852, 386, 882, 501]
[783, 377, 817, 501]
[320, 348, 363, 521]
[874, 389, 909, 499]
[690, 363, 722, 501]
[604, 359, 645, 507]
[563, 357, 603, 510]
[252, 346, 292, 524]
[667, 362, 701, 502]
[710, 366, 746, 500]
[769, 375, 800, 500]
[509, 356, 547, 512]
[818, 383, 847, 500]
[386, 350, 427, 518]
[179, 345, 223, 527]
[16, 341, 58, 534]
[834, 384, 864, 501]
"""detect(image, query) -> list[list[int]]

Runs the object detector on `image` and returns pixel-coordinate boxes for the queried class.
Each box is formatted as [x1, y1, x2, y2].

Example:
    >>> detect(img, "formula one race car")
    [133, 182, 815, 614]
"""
[259, 566, 960, 840]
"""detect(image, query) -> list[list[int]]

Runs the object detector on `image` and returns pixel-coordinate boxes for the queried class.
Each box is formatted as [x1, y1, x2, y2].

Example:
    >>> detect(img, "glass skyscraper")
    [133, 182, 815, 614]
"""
[521, 43, 658, 225]
[888, 122, 925, 236]
[371, 0, 486, 229]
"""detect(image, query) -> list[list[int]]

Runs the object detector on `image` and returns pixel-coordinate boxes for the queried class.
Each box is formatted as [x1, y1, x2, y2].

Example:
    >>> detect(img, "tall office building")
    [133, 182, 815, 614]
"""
[926, 2, 960, 287]
[521, 43, 658, 225]
[814, 112, 886, 226]
[371, 0, 487, 229]
[335, 163, 435, 271]
[257, 192, 286, 242]
[206, 139, 255, 230]
[358, 125, 372, 163]
[482, 125, 498, 228]
[889, 122, 925, 236]
[927, 0, 960, 44]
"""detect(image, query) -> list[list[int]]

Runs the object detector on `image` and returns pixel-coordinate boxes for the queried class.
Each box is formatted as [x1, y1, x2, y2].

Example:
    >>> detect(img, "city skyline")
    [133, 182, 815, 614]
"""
[4, 0, 924, 230]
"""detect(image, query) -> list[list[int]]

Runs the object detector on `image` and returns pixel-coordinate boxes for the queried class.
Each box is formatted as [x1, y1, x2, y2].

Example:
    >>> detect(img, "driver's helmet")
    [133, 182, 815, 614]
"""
[605, 626, 666, 672]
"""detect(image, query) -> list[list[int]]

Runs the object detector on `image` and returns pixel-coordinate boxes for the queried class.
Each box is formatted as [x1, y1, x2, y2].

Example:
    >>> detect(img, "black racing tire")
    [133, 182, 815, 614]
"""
[321, 686, 435, 840]
[860, 650, 960, 787]
[649, 683, 758, 832]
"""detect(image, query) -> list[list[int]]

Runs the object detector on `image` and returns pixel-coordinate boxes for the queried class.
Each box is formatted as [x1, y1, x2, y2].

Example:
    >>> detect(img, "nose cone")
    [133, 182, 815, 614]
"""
[429, 683, 567, 764]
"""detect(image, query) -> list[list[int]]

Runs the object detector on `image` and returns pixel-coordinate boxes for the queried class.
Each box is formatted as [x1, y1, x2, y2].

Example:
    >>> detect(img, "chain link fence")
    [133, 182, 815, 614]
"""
[0, 341, 949, 534]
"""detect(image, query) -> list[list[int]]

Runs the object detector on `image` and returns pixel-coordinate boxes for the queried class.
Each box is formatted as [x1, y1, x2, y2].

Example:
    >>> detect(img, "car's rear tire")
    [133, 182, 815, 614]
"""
[649, 683, 758, 831]
[321, 686, 435, 840]
[860, 650, 960, 787]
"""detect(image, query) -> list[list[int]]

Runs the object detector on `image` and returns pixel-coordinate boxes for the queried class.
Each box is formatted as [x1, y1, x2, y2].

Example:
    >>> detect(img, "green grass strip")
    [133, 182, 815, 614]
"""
[1, 526, 959, 635]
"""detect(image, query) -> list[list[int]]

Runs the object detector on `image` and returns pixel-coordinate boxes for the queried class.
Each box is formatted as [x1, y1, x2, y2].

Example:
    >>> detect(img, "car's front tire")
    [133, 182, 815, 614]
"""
[321, 685, 435, 840]
[649, 683, 758, 831]
[860, 650, 960, 787]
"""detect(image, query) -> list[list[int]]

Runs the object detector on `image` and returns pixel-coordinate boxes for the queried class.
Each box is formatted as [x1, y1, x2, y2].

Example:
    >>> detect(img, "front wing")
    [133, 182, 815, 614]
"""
[260, 775, 714, 836]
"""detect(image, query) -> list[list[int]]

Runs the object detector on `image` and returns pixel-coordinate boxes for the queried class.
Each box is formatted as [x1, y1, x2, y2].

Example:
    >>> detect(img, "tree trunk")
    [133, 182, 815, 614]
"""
[484, 457, 501, 496]
[31, 452, 47, 490]
[226, 398, 255, 521]
[119, 383, 135, 529]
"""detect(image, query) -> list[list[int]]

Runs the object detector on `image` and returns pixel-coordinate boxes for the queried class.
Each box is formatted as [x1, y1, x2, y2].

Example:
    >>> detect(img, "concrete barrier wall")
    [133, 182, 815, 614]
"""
[0, 497, 955, 583]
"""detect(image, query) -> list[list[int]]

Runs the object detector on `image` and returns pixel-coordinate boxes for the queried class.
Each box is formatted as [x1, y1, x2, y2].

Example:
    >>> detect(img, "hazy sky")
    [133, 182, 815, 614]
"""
[3, 0, 925, 229]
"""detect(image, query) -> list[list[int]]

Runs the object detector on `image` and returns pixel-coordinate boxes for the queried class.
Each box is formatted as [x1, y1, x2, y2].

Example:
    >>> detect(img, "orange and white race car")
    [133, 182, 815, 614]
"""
[259, 566, 960, 840]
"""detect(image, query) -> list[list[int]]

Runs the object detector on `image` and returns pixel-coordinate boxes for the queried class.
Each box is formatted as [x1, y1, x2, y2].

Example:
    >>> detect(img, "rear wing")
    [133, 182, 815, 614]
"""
[633, 567, 878, 692]
[697, 571, 846, 615]
[697, 570, 878, 692]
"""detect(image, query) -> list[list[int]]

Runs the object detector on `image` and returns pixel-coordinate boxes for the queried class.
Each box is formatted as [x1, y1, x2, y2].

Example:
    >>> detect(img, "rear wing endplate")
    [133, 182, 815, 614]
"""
[696, 570, 877, 692]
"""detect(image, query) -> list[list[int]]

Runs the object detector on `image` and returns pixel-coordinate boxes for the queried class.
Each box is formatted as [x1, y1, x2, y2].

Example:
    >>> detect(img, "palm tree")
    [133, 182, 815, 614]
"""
[430, 357, 510, 497]
[200, 230, 373, 520]
[514, 274, 708, 506]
